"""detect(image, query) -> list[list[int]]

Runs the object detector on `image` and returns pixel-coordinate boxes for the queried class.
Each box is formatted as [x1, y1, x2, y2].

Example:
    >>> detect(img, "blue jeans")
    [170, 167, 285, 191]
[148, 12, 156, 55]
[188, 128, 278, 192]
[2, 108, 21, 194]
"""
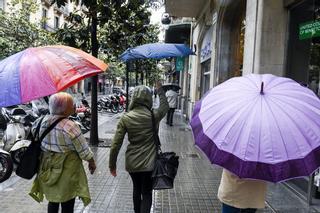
[222, 203, 257, 213]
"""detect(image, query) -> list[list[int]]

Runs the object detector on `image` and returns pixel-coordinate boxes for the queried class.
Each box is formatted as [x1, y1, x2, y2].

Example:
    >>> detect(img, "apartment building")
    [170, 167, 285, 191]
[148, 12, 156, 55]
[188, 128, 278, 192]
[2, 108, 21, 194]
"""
[1, 0, 87, 94]
[0, 0, 82, 30]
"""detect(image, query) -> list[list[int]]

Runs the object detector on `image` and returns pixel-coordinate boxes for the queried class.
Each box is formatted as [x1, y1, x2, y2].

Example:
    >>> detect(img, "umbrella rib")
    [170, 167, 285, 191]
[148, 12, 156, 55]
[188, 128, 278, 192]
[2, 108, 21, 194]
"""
[242, 96, 261, 162]
[267, 97, 314, 175]
[230, 96, 260, 158]
[270, 96, 318, 149]
[264, 97, 292, 161]
[265, 97, 310, 160]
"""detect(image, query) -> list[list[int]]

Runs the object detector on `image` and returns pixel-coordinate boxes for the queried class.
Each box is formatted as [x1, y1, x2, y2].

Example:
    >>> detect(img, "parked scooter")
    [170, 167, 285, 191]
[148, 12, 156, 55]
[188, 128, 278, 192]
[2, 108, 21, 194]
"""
[69, 113, 90, 134]
[74, 98, 91, 132]
[97, 95, 118, 113]
[117, 93, 126, 112]
[0, 106, 36, 183]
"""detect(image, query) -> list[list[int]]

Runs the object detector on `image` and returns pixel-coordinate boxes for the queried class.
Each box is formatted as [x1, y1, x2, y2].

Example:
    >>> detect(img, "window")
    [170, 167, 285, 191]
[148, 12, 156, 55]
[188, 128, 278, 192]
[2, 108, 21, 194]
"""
[42, 8, 47, 29]
[54, 16, 59, 29]
[200, 59, 211, 98]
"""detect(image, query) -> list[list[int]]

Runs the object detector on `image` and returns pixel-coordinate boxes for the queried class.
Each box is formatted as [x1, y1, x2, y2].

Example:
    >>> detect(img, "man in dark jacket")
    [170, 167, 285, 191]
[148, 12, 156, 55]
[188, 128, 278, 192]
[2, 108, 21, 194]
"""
[109, 82, 169, 213]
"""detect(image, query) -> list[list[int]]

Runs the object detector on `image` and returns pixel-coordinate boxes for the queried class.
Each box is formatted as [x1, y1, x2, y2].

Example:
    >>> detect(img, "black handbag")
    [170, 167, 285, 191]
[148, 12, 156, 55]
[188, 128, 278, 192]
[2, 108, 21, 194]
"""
[150, 110, 179, 190]
[16, 116, 65, 179]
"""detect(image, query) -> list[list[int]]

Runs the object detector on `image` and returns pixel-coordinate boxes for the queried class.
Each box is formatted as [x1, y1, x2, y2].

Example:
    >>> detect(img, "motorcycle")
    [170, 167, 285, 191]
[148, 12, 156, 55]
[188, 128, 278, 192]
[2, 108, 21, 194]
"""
[97, 95, 119, 113]
[114, 94, 126, 112]
[75, 98, 91, 132]
[69, 113, 90, 134]
[0, 106, 36, 183]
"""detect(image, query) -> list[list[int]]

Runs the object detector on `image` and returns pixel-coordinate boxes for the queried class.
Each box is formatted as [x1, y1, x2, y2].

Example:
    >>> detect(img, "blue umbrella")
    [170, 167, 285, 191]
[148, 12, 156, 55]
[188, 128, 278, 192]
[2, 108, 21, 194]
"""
[119, 43, 194, 62]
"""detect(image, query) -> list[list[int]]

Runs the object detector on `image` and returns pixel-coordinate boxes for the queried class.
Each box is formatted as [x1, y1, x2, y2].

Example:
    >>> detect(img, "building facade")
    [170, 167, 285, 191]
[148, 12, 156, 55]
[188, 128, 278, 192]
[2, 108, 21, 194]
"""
[165, 0, 320, 205]
[1, 0, 88, 94]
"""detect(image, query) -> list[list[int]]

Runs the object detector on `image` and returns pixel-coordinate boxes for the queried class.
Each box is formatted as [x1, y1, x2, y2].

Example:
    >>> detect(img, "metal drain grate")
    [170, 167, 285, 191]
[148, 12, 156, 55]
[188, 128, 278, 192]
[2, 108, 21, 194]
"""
[180, 152, 200, 159]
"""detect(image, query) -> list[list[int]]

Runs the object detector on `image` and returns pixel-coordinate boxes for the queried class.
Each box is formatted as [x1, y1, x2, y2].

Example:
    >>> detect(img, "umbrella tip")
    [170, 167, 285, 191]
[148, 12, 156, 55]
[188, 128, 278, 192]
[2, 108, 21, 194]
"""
[260, 82, 264, 95]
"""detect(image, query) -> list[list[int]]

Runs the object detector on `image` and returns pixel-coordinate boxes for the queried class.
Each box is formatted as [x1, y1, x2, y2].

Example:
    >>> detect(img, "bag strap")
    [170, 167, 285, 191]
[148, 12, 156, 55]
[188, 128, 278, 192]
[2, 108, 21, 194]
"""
[136, 103, 162, 153]
[38, 117, 66, 142]
[34, 116, 45, 139]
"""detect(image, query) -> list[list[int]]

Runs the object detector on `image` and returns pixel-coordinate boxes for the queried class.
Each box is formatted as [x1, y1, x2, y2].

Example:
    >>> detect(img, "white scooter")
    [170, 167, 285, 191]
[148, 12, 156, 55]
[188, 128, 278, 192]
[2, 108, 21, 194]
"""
[0, 107, 35, 183]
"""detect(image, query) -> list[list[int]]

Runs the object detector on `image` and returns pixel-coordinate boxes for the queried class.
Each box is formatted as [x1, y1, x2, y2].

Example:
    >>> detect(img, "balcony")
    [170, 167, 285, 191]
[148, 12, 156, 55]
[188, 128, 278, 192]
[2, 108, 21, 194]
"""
[165, 0, 206, 18]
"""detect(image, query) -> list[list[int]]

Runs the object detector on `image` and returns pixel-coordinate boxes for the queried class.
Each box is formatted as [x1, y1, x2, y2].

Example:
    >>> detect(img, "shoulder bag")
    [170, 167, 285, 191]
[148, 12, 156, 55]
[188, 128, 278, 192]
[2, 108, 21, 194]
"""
[16, 116, 65, 179]
[150, 109, 179, 190]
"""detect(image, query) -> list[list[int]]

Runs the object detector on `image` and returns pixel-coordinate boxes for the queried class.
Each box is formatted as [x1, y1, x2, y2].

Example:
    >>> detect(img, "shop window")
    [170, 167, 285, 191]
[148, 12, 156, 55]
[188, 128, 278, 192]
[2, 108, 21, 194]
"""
[287, 0, 320, 96]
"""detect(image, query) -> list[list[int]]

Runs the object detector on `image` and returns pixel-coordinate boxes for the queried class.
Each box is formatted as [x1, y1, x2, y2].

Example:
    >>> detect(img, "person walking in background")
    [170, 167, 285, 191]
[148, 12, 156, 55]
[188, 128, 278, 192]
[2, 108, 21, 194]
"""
[109, 82, 169, 213]
[165, 87, 178, 126]
[218, 169, 267, 213]
[29, 92, 96, 213]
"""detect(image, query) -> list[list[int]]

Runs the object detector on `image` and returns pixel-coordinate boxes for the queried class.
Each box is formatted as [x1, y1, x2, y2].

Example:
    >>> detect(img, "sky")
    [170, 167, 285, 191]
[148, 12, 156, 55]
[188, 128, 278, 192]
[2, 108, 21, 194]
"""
[149, 6, 166, 42]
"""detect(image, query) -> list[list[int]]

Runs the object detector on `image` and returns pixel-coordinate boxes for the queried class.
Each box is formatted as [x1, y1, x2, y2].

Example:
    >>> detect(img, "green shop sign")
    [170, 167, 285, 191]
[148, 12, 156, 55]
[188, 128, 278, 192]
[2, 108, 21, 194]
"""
[299, 20, 320, 40]
[175, 57, 184, 71]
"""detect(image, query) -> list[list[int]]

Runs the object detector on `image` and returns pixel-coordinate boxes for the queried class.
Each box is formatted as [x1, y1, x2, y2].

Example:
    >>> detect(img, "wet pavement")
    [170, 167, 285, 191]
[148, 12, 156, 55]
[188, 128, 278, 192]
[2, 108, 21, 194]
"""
[0, 110, 320, 212]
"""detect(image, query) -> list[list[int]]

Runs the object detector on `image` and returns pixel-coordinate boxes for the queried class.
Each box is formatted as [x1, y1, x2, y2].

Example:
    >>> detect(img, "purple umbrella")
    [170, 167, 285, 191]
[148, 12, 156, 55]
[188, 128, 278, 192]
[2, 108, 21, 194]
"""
[190, 74, 320, 183]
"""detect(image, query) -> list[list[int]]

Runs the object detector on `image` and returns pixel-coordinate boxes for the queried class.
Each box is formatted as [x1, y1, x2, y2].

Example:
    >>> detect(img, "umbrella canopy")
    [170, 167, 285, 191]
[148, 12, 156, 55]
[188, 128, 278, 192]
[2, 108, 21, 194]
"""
[119, 43, 194, 62]
[162, 83, 181, 91]
[0, 45, 107, 107]
[190, 74, 320, 183]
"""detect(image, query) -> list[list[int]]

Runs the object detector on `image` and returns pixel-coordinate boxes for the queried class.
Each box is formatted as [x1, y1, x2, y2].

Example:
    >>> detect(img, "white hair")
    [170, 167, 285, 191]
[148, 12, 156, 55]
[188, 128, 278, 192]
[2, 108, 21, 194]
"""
[49, 92, 74, 115]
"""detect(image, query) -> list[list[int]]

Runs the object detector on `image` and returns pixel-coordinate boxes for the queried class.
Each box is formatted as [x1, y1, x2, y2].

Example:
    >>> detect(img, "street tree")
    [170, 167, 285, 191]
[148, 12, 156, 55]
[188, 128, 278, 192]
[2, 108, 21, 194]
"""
[52, 0, 161, 145]
[0, 0, 57, 60]
[52, 0, 128, 145]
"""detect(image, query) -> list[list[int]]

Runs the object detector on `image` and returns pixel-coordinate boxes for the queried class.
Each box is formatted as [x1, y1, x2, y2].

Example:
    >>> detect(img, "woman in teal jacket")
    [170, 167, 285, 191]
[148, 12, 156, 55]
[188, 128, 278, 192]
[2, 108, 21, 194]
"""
[109, 82, 169, 213]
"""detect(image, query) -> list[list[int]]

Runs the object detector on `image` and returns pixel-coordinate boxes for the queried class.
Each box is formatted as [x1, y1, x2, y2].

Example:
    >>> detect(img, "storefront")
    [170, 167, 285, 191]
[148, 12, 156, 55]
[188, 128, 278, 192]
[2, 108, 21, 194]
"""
[215, 0, 246, 84]
[286, 0, 320, 203]
[287, 0, 320, 96]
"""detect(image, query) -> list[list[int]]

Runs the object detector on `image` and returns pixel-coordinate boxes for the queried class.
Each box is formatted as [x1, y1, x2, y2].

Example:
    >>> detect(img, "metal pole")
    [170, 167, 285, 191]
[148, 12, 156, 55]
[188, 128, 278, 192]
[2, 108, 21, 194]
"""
[307, 173, 315, 205]
[125, 61, 130, 112]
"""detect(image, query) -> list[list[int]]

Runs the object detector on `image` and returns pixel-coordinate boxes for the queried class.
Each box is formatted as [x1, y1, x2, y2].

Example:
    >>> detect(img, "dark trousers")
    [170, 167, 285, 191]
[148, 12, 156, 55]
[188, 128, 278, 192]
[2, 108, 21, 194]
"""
[48, 198, 75, 213]
[129, 171, 153, 213]
[222, 203, 257, 213]
[166, 108, 175, 125]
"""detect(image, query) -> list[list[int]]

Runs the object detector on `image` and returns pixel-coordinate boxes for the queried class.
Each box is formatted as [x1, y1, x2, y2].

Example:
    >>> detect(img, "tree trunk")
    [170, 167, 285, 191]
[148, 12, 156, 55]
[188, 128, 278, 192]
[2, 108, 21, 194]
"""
[90, 2, 99, 146]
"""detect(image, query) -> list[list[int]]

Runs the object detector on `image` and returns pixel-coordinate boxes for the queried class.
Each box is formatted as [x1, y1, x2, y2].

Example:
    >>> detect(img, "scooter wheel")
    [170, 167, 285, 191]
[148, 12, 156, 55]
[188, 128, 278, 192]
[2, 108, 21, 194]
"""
[111, 106, 118, 113]
[83, 119, 91, 131]
[97, 103, 102, 111]
[0, 153, 13, 183]
[12, 147, 27, 164]
[118, 106, 124, 112]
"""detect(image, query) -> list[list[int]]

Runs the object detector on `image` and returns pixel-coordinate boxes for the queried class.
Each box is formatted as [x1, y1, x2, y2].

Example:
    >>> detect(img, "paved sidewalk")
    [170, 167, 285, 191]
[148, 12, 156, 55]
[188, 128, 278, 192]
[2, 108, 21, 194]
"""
[0, 111, 319, 212]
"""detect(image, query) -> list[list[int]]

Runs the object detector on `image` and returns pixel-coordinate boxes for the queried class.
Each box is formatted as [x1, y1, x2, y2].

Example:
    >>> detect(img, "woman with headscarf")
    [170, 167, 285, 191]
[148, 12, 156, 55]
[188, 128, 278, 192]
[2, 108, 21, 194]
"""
[29, 92, 96, 213]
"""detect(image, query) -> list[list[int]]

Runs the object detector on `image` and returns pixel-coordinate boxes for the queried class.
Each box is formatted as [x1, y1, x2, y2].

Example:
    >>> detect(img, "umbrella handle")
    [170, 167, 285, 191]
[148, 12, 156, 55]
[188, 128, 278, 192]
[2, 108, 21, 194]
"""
[260, 82, 264, 95]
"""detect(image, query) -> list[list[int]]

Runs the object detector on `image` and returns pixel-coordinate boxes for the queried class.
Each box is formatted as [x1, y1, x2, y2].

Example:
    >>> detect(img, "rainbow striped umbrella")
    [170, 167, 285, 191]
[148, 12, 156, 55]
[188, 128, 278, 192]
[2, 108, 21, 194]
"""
[0, 45, 107, 107]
